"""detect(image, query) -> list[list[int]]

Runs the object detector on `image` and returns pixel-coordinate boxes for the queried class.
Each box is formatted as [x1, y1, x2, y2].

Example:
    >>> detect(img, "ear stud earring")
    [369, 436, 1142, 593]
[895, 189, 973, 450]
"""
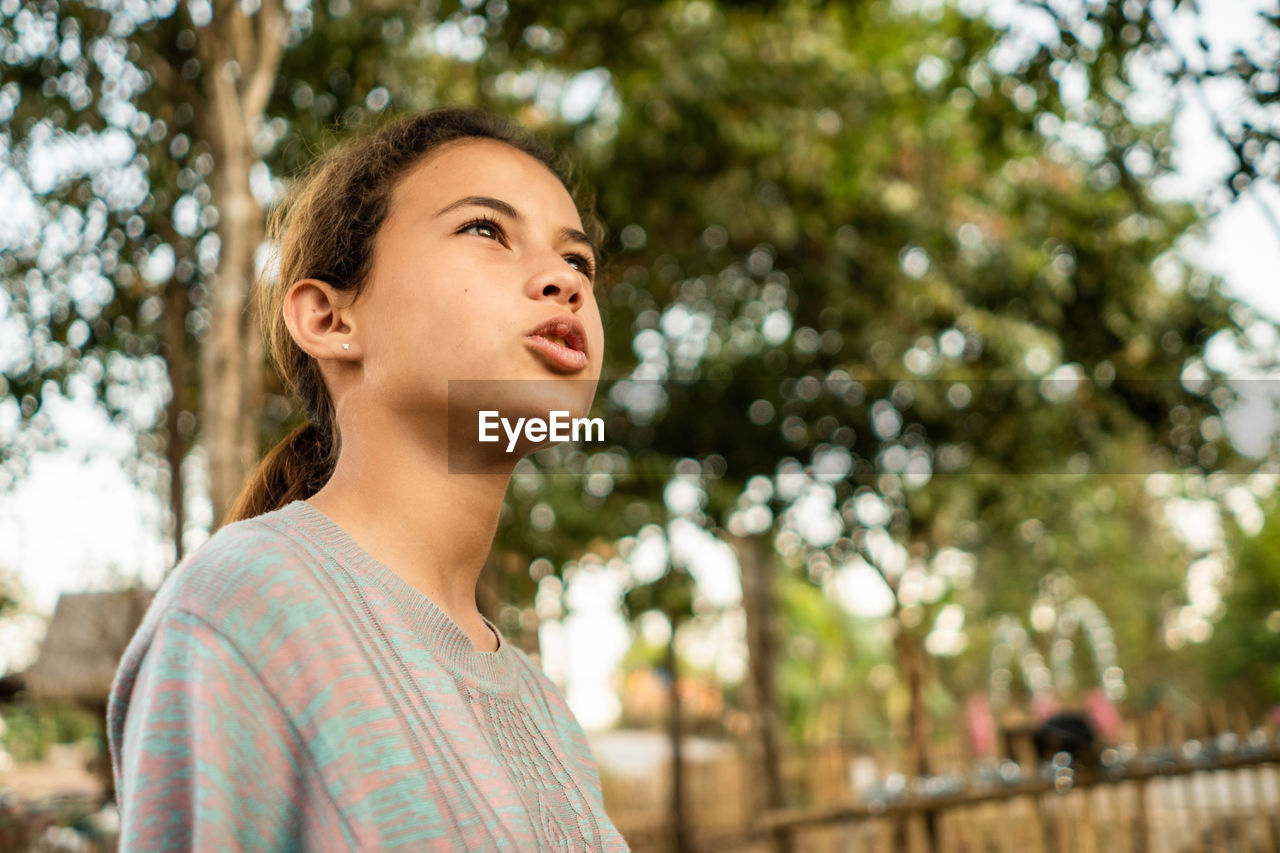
[342, 343, 351, 351]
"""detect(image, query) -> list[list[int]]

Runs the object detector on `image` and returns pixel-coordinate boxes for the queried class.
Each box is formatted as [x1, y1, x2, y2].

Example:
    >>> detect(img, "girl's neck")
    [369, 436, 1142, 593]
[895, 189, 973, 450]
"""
[305, 415, 513, 652]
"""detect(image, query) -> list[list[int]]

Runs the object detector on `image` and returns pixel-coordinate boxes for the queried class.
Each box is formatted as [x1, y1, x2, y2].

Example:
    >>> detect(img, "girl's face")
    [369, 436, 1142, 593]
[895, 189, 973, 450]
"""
[347, 138, 604, 441]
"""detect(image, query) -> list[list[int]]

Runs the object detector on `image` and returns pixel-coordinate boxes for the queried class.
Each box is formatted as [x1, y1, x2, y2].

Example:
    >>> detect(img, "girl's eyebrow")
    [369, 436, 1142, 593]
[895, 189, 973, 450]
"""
[435, 195, 521, 220]
[560, 226, 597, 264]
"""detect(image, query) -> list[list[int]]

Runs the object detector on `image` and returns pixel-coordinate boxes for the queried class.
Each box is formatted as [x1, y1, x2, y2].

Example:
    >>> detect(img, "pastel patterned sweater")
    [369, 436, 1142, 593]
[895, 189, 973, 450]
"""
[107, 500, 630, 851]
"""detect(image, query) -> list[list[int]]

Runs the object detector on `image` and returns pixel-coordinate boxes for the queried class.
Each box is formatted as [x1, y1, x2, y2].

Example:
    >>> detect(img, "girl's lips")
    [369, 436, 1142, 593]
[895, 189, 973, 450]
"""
[525, 334, 589, 372]
[524, 313, 589, 372]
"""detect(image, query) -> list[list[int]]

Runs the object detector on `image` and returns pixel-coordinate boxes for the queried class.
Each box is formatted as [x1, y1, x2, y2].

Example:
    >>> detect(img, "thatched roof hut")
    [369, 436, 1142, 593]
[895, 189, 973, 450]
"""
[24, 589, 151, 707]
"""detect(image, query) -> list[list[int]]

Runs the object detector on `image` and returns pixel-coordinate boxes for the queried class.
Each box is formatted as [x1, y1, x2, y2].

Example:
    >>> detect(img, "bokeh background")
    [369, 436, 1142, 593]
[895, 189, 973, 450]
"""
[1, 0, 1279, 851]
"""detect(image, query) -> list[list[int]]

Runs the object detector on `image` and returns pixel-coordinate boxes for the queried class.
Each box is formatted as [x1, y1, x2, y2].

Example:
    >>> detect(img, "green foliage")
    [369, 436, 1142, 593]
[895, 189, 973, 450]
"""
[775, 571, 890, 742]
[0, 567, 22, 620]
[623, 565, 696, 621]
[0, 0, 439, 485]
[495, 0, 1270, 722]
[1204, 498, 1280, 711]
[0, 701, 102, 763]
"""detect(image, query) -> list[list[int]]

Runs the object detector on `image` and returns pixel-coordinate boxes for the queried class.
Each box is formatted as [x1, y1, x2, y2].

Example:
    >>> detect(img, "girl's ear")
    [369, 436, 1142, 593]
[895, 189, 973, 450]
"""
[283, 279, 359, 359]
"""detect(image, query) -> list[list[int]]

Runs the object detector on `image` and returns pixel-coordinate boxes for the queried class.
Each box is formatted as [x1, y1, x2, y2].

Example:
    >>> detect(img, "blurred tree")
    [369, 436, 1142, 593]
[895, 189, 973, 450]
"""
[0, 0, 446, 539]
[1203, 496, 1280, 713]
[461, 1, 1278, 832]
[0, 566, 21, 624]
[773, 569, 887, 745]
[623, 557, 697, 853]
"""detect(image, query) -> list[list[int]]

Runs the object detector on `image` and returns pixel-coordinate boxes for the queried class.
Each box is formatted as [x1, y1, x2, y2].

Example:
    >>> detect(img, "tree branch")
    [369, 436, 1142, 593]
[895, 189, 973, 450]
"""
[229, 1, 256, 87]
[243, 0, 287, 120]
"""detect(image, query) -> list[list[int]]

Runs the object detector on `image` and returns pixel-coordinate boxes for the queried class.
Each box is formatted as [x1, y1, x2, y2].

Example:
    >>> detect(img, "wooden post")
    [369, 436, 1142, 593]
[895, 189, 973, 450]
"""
[1198, 703, 1227, 852]
[1010, 728, 1052, 853]
[664, 630, 692, 853]
[732, 533, 792, 853]
[1239, 706, 1280, 853]
[1133, 710, 1159, 853]
[1111, 782, 1135, 853]
[894, 627, 937, 852]
[1077, 786, 1099, 853]
[1050, 793, 1069, 853]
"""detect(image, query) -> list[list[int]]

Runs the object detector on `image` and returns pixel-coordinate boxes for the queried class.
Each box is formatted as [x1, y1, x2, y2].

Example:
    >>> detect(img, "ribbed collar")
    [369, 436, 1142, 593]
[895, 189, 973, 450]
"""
[278, 499, 520, 695]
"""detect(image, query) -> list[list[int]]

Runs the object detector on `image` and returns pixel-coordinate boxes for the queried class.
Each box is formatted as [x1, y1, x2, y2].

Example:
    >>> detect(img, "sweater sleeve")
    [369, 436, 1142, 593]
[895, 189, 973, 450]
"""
[114, 609, 349, 852]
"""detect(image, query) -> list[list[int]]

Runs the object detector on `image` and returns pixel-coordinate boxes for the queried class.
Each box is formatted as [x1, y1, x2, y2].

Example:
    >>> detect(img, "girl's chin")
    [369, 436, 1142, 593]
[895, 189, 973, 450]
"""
[443, 378, 596, 420]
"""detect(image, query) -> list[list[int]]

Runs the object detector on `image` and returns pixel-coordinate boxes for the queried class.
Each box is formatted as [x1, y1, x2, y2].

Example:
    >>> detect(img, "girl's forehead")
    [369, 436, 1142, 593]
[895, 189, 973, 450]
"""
[396, 139, 580, 222]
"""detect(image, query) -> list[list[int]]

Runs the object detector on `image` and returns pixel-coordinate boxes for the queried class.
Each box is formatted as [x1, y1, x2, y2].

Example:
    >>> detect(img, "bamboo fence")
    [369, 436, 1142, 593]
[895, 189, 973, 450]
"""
[604, 704, 1280, 853]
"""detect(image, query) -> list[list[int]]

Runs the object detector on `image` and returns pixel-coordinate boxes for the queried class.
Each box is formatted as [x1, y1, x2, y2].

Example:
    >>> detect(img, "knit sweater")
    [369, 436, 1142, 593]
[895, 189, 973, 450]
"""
[107, 500, 630, 851]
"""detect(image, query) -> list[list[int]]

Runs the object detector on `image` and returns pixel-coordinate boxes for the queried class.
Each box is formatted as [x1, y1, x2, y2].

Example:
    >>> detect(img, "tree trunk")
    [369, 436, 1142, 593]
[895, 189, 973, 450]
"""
[665, 621, 692, 853]
[162, 277, 192, 564]
[196, 0, 286, 526]
[731, 533, 792, 853]
[894, 624, 938, 851]
[895, 627, 932, 779]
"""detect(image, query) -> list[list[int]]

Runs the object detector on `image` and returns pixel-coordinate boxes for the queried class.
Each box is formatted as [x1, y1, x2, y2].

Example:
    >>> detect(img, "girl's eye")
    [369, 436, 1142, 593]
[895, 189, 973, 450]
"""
[565, 253, 596, 281]
[460, 219, 504, 241]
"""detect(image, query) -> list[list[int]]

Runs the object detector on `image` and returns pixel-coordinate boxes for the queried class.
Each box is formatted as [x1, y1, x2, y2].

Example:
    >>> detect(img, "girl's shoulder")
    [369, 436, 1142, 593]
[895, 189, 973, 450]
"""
[111, 503, 371, 730]
[150, 504, 329, 625]
[120, 502, 355, 685]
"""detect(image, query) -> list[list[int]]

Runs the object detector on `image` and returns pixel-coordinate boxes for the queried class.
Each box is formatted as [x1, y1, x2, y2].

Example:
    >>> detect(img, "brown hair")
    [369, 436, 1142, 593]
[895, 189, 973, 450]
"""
[225, 107, 603, 524]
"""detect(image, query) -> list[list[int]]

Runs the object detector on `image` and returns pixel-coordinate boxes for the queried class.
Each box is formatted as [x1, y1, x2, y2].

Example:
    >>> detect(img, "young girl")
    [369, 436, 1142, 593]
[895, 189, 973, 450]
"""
[108, 108, 630, 851]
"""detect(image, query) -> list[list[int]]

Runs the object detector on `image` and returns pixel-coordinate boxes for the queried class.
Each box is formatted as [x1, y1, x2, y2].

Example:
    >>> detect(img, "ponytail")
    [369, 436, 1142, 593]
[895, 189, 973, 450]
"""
[224, 420, 338, 524]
